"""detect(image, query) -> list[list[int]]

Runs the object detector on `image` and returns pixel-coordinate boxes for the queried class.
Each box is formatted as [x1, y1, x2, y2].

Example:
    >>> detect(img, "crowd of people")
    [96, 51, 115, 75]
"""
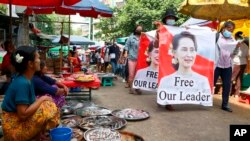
[88, 42, 129, 83]
[93, 9, 249, 113]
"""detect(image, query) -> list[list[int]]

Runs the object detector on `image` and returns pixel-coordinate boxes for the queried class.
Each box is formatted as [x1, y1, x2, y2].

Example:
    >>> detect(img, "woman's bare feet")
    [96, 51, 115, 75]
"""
[125, 83, 130, 88]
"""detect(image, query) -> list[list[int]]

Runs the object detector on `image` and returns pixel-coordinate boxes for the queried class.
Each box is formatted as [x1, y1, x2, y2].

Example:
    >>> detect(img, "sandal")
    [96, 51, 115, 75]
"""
[125, 83, 130, 88]
[165, 105, 175, 111]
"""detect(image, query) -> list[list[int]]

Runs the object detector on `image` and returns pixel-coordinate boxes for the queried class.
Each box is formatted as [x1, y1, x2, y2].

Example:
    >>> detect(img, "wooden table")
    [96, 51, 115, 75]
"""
[61, 75, 101, 101]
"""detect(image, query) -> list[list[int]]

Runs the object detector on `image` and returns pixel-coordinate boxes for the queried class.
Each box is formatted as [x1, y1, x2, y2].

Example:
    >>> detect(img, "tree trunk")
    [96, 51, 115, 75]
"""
[17, 15, 29, 46]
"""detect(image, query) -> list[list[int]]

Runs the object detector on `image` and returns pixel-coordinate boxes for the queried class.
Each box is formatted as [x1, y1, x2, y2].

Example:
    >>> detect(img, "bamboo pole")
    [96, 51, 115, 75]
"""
[68, 15, 71, 52]
[60, 22, 64, 73]
[9, 0, 12, 42]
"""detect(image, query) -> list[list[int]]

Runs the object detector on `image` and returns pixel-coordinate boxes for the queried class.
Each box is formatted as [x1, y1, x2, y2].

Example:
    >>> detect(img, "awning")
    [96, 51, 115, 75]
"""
[116, 37, 128, 45]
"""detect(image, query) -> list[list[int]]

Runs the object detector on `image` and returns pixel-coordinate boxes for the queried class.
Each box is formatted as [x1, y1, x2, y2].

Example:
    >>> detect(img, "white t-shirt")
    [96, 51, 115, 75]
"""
[110, 53, 116, 59]
[104, 48, 110, 62]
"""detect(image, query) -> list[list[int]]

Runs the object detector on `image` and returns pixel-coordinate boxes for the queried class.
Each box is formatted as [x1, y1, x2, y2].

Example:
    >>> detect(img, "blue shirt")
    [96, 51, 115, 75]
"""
[32, 75, 57, 96]
[124, 34, 140, 60]
[1, 75, 36, 112]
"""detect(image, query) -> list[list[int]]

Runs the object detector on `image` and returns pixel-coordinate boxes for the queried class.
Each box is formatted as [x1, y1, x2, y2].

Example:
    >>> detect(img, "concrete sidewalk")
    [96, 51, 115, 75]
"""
[92, 78, 250, 141]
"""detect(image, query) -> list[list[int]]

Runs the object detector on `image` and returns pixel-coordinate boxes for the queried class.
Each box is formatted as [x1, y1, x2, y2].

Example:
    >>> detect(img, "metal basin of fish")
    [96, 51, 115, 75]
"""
[74, 106, 112, 117]
[71, 128, 84, 141]
[65, 100, 96, 110]
[84, 128, 121, 141]
[61, 115, 82, 128]
[78, 115, 127, 130]
[61, 106, 74, 115]
[112, 108, 150, 121]
[120, 131, 145, 141]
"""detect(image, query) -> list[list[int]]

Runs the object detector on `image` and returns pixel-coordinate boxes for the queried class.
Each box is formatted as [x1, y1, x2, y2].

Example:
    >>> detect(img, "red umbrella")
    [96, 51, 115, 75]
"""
[0, 0, 80, 40]
[25, 0, 113, 18]
[0, 0, 80, 6]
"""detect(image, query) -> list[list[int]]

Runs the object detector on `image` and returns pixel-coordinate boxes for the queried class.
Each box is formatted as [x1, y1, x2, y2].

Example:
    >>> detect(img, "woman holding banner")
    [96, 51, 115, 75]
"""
[133, 41, 159, 91]
[158, 31, 212, 107]
[214, 21, 239, 112]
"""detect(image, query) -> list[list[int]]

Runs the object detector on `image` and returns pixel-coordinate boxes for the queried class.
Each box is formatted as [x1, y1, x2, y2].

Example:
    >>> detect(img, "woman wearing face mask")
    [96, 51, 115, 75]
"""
[124, 25, 143, 94]
[162, 8, 178, 26]
[214, 21, 239, 112]
[158, 31, 212, 107]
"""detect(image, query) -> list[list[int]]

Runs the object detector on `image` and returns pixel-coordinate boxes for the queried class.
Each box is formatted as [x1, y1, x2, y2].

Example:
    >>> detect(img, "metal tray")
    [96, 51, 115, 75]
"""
[120, 131, 144, 141]
[77, 115, 127, 130]
[74, 75, 95, 82]
[61, 106, 74, 115]
[74, 79, 94, 82]
[84, 128, 121, 141]
[71, 128, 84, 141]
[112, 108, 150, 121]
[74, 106, 112, 117]
[65, 100, 96, 110]
[61, 115, 82, 128]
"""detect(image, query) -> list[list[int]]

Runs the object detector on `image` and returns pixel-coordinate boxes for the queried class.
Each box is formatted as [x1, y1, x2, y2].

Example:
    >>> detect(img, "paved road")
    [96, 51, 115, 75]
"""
[0, 78, 249, 141]
[92, 78, 250, 141]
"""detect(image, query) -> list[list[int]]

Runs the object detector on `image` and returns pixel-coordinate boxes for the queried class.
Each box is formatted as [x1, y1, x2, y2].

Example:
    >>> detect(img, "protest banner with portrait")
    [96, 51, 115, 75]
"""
[156, 25, 215, 106]
[132, 33, 158, 91]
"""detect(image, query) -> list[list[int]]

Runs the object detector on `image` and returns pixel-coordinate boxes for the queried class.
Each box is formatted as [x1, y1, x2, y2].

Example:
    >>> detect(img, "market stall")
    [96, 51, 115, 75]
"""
[61, 75, 101, 101]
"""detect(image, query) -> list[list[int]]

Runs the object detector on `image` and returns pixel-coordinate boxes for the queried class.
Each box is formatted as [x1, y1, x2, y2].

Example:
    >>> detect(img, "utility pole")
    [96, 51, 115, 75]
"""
[90, 18, 93, 40]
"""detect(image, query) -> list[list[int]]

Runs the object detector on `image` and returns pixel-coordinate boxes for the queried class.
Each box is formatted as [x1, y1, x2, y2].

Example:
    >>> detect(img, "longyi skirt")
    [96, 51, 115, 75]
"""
[2, 101, 60, 141]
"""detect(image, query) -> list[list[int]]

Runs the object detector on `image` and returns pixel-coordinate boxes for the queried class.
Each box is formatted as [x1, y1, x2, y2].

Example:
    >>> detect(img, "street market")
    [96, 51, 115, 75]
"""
[0, 0, 250, 141]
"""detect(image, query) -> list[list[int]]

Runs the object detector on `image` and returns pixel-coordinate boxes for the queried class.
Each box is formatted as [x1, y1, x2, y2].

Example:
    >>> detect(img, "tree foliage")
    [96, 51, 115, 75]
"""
[0, 4, 7, 14]
[33, 15, 72, 46]
[35, 15, 56, 35]
[35, 14, 72, 35]
[96, 0, 189, 41]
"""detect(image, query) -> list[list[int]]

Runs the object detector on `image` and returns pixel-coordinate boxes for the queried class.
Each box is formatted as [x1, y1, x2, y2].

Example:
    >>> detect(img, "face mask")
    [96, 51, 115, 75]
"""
[223, 29, 232, 38]
[166, 19, 176, 25]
